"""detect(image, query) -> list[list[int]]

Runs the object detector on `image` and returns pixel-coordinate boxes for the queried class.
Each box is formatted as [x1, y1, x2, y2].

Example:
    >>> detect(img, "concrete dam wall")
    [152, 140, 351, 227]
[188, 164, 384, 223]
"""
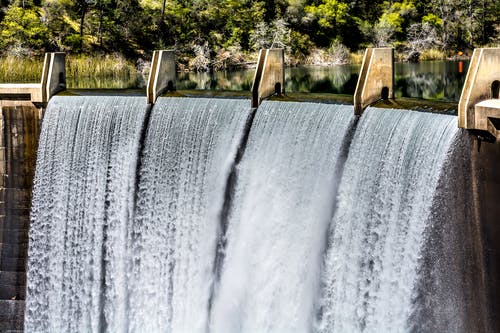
[0, 102, 41, 331]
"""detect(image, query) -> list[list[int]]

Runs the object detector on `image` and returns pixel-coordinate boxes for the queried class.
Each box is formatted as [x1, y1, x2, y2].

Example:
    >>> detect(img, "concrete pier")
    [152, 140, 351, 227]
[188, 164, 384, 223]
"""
[458, 48, 500, 139]
[0, 53, 65, 104]
[147, 50, 176, 104]
[354, 48, 394, 115]
[251, 48, 285, 107]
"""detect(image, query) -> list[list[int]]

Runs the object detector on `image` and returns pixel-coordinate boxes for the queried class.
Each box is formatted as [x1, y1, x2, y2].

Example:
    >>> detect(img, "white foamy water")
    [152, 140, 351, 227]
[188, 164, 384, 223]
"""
[129, 97, 251, 333]
[210, 101, 355, 333]
[25, 96, 148, 332]
[25, 96, 480, 333]
[315, 107, 459, 333]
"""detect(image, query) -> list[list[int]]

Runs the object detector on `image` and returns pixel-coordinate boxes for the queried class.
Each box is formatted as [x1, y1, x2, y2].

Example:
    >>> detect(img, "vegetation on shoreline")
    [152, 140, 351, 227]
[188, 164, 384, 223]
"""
[0, 54, 138, 83]
[0, 0, 498, 73]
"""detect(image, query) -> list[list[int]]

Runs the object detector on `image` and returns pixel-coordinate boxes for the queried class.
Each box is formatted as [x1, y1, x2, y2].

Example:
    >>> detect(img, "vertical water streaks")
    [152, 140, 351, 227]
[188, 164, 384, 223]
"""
[316, 108, 459, 332]
[210, 101, 355, 333]
[129, 97, 251, 333]
[408, 132, 489, 332]
[25, 94, 486, 333]
[25, 96, 147, 333]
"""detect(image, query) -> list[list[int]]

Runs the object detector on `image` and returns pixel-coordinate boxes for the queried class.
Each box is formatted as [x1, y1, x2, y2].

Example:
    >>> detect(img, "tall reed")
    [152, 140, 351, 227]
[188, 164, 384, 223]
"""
[0, 54, 137, 83]
[0, 56, 43, 82]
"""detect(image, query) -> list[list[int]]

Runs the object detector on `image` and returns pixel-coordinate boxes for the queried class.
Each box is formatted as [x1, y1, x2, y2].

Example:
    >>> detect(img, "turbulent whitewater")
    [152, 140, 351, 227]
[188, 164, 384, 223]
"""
[210, 101, 355, 332]
[129, 97, 251, 333]
[25, 96, 148, 332]
[315, 107, 461, 332]
[25, 96, 484, 333]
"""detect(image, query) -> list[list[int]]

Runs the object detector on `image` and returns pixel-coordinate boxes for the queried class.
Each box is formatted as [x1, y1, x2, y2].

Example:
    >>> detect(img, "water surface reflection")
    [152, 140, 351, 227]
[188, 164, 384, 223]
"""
[176, 61, 468, 102]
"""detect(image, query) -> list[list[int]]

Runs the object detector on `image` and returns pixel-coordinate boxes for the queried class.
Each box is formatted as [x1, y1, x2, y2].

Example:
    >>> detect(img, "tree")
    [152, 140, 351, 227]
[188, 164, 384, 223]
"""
[0, 4, 49, 54]
[305, 0, 349, 33]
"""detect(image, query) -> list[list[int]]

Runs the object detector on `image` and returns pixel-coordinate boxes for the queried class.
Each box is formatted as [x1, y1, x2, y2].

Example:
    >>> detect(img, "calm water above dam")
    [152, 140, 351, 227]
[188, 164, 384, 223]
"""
[58, 61, 468, 102]
[175, 60, 468, 102]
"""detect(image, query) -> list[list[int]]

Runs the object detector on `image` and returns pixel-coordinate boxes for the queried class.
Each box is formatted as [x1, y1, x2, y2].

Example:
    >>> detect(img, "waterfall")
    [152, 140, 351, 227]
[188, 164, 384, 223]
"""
[210, 101, 356, 332]
[25, 96, 486, 332]
[315, 107, 460, 332]
[25, 96, 148, 332]
[127, 97, 251, 333]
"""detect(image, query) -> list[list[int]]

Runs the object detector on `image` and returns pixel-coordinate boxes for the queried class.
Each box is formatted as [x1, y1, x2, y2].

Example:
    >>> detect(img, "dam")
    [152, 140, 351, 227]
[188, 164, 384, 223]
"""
[0, 48, 499, 332]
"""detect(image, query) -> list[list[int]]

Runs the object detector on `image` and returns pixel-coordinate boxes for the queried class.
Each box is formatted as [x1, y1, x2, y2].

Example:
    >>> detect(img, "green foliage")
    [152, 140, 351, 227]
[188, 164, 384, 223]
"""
[305, 0, 349, 30]
[379, 0, 417, 33]
[0, 5, 49, 53]
[0, 0, 498, 68]
[422, 13, 442, 28]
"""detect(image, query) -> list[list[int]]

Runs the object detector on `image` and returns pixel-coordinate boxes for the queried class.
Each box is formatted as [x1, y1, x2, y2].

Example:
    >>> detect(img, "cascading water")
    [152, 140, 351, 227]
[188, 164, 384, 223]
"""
[25, 96, 486, 333]
[25, 96, 148, 332]
[315, 107, 463, 332]
[129, 97, 252, 333]
[210, 101, 356, 333]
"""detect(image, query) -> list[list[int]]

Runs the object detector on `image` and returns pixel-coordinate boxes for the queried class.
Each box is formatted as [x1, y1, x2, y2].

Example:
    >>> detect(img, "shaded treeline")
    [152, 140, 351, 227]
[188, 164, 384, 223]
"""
[0, 0, 499, 69]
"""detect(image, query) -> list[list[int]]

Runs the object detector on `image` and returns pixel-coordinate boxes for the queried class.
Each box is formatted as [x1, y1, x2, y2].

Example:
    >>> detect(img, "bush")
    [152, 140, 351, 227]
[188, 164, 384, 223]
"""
[419, 48, 446, 61]
[188, 44, 211, 72]
[305, 42, 351, 66]
[213, 45, 246, 71]
[0, 6, 49, 54]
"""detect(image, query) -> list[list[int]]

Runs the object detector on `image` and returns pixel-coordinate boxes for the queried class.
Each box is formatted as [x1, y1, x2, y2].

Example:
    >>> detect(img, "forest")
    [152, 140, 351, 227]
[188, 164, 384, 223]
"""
[0, 0, 499, 71]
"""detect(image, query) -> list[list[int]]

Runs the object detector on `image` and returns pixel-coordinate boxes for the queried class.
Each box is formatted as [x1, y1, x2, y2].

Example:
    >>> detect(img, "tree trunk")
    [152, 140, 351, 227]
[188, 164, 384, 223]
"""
[98, 0, 103, 48]
[79, 3, 87, 51]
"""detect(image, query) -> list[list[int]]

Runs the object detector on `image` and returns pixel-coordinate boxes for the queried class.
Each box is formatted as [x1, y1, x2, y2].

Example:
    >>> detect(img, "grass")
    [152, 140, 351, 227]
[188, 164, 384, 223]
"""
[419, 48, 446, 61]
[349, 51, 365, 64]
[66, 54, 137, 79]
[0, 54, 138, 84]
[0, 56, 43, 82]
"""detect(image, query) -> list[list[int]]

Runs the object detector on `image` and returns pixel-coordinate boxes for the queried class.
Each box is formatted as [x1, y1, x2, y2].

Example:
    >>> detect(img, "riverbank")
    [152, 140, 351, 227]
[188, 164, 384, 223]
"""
[0, 54, 137, 84]
[0, 47, 468, 85]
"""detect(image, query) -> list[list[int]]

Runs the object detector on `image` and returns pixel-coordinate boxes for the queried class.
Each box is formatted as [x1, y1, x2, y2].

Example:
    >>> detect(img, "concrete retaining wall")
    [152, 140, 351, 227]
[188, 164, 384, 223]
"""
[0, 102, 42, 332]
[471, 139, 500, 331]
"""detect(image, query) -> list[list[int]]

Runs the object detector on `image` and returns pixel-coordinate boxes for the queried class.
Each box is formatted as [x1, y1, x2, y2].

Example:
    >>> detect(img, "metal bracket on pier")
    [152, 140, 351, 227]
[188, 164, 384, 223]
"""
[0, 52, 66, 104]
[251, 48, 285, 108]
[458, 48, 500, 141]
[354, 48, 394, 115]
[147, 50, 176, 104]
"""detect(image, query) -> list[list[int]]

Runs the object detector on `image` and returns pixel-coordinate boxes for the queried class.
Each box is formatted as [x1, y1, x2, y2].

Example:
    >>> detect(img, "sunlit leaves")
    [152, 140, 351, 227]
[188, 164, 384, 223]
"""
[305, 0, 349, 29]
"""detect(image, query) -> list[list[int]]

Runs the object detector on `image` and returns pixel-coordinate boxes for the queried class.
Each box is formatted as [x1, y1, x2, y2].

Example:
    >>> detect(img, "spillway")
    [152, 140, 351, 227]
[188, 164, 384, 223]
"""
[129, 97, 251, 333]
[25, 96, 148, 332]
[23, 96, 488, 332]
[210, 101, 356, 332]
[315, 107, 478, 332]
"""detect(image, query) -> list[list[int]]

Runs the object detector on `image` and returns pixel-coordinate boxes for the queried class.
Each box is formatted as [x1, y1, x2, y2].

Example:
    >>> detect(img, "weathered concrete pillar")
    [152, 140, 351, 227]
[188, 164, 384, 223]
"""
[0, 101, 42, 331]
[42, 52, 66, 103]
[354, 48, 394, 115]
[251, 48, 285, 108]
[147, 50, 176, 104]
[458, 48, 500, 139]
